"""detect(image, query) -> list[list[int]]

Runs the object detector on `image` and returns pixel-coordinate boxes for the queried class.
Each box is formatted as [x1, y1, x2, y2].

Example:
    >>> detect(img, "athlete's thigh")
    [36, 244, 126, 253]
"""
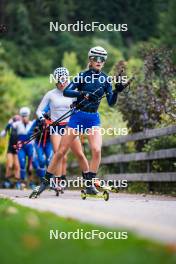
[59, 128, 78, 151]
[26, 144, 33, 160]
[50, 134, 62, 153]
[87, 127, 102, 150]
[18, 149, 26, 167]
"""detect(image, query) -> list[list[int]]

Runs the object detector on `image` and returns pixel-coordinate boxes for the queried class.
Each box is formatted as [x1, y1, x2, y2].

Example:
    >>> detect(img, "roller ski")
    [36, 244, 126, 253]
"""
[50, 185, 64, 196]
[81, 189, 109, 201]
[81, 172, 109, 201]
[94, 179, 119, 193]
[29, 172, 52, 198]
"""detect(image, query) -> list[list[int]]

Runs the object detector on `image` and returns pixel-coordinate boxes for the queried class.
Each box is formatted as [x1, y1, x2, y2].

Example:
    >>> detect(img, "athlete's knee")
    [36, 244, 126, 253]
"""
[62, 154, 68, 164]
[75, 150, 85, 160]
[55, 147, 67, 160]
[38, 157, 45, 168]
[7, 164, 13, 170]
[14, 163, 19, 170]
[91, 146, 101, 158]
[19, 159, 26, 169]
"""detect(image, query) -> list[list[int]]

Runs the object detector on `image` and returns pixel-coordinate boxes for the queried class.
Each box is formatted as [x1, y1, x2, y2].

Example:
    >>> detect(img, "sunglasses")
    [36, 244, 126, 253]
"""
[91, 56, 105, 63]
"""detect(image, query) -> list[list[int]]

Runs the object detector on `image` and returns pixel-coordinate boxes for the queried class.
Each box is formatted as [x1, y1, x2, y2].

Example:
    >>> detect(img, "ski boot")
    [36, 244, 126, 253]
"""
[15, 181, 22, 190]
[29, 181, 36, 190]
[59, 175, 68, 193]
[3, 178, 13, 189]
[49, 176, 64, 196]
[20, 181, 27, 190]
[29, 172, 53, 198]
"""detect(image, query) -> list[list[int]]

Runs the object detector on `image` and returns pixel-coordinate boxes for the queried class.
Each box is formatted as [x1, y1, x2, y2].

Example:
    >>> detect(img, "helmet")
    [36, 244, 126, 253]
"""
[53, 67, 69, 83]
[88, 46, 107, 60]
[19, 107, 31, 117]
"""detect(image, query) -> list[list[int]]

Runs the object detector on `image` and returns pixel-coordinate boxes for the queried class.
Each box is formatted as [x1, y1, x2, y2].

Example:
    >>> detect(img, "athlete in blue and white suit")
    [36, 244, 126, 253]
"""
[13, 107, 35, 187]
[29, 107, 53, 180]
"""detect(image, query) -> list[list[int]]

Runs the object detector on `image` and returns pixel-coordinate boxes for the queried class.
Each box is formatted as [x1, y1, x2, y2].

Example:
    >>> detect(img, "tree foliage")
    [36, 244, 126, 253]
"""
[116, 47, 176, 134]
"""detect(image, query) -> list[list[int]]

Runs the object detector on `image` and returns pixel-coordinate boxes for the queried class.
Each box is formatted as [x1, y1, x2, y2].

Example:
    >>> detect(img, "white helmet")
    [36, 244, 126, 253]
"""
[53, 67, 69, 83]
[88, 46, 107, 60]
[19, 107, 31, 117]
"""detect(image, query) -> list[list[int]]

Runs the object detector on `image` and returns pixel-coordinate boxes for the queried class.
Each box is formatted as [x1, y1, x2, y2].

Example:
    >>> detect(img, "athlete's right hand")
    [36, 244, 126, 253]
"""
[38, 117, 47, 129]
[79, 91, 90, 100]
[14, 141, 23, 150]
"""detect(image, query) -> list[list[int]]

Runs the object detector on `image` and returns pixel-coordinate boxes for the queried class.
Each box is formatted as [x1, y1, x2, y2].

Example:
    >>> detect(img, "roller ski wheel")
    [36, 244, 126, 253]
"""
[81, 189, 109, 201]
[103, 190, 109, 201]
[81, 189, 86, 200]
[55, 189, 59, 196]
[55, 187, 64, 196]
[29, 188, 39, 199]
[50, 186, 64, 196]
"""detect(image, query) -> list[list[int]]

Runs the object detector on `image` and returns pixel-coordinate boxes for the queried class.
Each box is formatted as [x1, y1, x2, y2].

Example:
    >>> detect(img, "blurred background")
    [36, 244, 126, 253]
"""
[0, 0, 176, 193]
[0, 2, 176, 264]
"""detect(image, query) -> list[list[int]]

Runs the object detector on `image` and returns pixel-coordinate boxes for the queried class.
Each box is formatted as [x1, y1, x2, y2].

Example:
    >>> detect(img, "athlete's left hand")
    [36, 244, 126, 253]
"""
[115, 83, 125, 92]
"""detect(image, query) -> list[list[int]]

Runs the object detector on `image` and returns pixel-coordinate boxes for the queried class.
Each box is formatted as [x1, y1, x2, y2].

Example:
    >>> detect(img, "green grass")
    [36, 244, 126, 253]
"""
[0, 198, 176, 264]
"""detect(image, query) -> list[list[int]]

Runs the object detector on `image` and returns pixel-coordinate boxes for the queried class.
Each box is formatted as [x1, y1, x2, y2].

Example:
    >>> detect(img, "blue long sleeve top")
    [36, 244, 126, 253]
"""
[63, 69, 118, 112]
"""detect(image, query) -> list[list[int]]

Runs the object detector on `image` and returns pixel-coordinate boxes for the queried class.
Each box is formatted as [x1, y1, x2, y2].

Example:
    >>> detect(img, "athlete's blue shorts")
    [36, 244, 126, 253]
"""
[68, 110, 101, 132]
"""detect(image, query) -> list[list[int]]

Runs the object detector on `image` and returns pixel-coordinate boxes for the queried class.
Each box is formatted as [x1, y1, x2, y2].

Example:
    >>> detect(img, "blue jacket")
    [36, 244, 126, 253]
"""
[63, 69, 119, 112]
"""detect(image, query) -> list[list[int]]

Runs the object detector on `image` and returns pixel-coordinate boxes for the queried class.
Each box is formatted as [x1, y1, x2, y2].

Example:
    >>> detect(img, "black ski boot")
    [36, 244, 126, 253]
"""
[83, 172, 99, 195]
[29, 172, 53, 198]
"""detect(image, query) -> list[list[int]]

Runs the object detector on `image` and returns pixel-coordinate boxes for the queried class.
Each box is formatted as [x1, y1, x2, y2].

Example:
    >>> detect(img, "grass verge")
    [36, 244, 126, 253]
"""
[0, 198, 176, 264]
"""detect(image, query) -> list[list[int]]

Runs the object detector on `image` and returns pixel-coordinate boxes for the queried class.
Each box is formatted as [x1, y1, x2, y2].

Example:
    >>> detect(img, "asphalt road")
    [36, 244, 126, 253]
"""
[0, 189, 176, 244]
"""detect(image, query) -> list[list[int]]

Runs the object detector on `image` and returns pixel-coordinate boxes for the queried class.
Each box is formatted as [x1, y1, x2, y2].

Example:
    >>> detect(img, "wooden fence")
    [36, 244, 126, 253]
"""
[70, 125, 176, 182]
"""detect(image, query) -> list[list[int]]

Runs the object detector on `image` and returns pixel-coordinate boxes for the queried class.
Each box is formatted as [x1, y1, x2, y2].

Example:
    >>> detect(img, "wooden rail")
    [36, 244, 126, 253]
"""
[103, 125, 176, 146]
[69, 125, 176, 182]
[101, 148, 176, 164]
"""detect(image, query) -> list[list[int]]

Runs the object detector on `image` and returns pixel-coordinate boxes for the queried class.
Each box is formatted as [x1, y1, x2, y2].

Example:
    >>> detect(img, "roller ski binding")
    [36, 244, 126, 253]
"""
[29, 181, 47, 198]
[81, 172, 109, 201]
[95, 179, 119, 193]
